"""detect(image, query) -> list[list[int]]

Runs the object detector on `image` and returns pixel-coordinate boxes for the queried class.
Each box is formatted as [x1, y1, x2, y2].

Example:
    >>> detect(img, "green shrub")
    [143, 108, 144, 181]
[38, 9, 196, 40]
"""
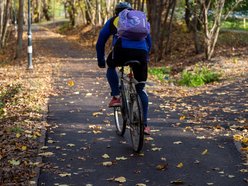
[148, 67, 171, 81]
[178, 66, 221, 87]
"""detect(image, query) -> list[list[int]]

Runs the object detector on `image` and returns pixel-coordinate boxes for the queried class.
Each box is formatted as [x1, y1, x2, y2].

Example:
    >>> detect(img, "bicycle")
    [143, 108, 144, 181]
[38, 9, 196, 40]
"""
[113, 60, 144, 152]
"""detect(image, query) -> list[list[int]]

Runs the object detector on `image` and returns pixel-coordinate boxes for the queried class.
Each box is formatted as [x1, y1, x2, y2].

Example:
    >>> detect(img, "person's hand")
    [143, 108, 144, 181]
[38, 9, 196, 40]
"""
[98, 59, 106, 68]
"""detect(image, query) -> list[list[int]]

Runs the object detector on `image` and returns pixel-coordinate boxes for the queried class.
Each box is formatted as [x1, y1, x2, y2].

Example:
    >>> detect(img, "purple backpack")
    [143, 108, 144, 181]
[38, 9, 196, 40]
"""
[117, 9, 150, 40]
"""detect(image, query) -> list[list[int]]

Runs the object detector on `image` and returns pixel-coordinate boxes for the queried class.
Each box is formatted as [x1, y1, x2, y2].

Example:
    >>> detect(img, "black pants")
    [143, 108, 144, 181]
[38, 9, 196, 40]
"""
[106, 39, 148, 82]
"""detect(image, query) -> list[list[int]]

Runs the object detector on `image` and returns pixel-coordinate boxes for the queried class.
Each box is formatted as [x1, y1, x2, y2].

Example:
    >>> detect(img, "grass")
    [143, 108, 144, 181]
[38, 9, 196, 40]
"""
[178, 66, 221, 87]
[221, 18, 248, 31]
[148, 67, 171, 81]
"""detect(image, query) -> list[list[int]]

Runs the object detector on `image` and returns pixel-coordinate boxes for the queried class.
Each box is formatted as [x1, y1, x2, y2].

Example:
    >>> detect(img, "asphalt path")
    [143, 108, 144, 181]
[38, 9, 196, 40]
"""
[35, 25, 247, 186]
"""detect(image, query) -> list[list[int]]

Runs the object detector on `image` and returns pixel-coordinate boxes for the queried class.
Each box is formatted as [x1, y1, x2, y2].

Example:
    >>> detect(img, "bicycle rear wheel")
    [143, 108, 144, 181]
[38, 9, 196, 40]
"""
[129, 86, 144, 152]
[114, 80, 128, 136]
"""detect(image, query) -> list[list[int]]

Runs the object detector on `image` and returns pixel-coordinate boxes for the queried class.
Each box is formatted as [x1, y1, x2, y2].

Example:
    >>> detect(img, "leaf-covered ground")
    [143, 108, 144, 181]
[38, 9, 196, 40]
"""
[0, 30, 60, 184]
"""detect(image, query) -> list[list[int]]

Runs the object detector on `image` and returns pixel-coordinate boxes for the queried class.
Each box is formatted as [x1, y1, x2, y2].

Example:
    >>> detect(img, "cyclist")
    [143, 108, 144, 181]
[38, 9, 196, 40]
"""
[96, 2, 152, 135]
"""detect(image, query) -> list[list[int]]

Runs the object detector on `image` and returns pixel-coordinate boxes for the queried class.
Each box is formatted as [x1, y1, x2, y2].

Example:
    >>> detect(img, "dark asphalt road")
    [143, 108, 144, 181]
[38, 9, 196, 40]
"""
[35, 26, 247, 186]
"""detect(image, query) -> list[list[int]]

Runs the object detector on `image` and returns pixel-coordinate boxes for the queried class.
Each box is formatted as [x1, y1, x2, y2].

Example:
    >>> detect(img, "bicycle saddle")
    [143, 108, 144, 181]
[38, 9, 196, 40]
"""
[124, 60, 141, 66]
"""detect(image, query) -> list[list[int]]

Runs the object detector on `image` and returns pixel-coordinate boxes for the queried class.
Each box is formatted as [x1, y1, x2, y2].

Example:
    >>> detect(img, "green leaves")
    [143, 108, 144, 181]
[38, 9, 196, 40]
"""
[178, 66, 221, 87]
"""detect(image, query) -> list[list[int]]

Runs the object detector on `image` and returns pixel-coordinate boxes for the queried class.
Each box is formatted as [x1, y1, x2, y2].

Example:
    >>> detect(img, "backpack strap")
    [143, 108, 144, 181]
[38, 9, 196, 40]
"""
[109, 16, 118, 35]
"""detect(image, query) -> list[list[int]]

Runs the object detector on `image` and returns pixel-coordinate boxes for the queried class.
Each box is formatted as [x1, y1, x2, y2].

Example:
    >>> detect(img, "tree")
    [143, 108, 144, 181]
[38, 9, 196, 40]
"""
[16, 0, 24, 58]
[199, 0, 244, 60]
[0, 0, 11, 49]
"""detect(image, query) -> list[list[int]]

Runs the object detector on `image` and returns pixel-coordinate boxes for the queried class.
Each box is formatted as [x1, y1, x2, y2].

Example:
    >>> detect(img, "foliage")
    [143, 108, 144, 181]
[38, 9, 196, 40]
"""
[178, 66, 221, 87]
[0, 84, 21, 118]
[221, 18, 248, 31]
[148, 67, 171, 81]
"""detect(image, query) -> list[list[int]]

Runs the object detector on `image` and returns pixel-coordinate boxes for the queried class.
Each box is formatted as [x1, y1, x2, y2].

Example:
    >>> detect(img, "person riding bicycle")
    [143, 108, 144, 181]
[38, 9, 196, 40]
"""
[96, 2, 152, 135]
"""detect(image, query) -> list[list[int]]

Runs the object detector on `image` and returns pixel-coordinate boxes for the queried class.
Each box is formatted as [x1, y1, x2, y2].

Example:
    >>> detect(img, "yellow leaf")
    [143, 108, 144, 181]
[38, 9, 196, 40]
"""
[114, 176, 126, 183]
[59, 173, 71, 177]
[92, 112, 103, 117]
[9, 159, 20, 166]
[21, 146, 27, 151]
[136, 183, 146, 186]
[102, 154, 110, 159]
[233, 134, 243, 141]
[67, 144, 75, 147]
[151, 147, 162, 151]
[47, 140, 54, 144]
[240, 147, 248, 151]
[180, 116, 186, 120]
[93, 130, 102, 134]
[201, 149, 208, 155]
[116, 156, 127, 160]
[67, 80, 75, 87]
[145, 137, 154, 141]
[102, 161, 113, 166]
[85, 93, 93, 97]
[16, 133, 21, 138]
[38, 152, 54, 157]
[241, 138, 248, 144]
[156, 163, 168, 171]
[177, 162, 183, 168]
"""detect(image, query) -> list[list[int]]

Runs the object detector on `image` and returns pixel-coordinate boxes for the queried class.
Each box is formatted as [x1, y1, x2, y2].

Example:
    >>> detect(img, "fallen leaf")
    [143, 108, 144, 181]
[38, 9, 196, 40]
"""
[240, 147, 248, 151]
[136, 183, 146, 186]
[47, 140, 54, 144]
[173, 141, 182, 145]
[151, 147, 162, 151]
[116, 156, 127, 160]
[156, 163, 168, 171]
[67, 80, 75, 87]
[233, 134, 243, 141]
[21, 146, 27, 151]
[102, 161, 113, 166]
[16, 133, 21, 138]
[170, 179, 184, 184]
[86, 93, 93, 97]
[59, 173, 71, 177]
[38, 152, 54, 157]
[239, 169, 248, 173]
[177, 162, 183, 168]
[9, 159, 20, 166]
[197, 136, 206, 140]
[145, 137, 154, 141]
[92, 112, 103, 117]
[201, 149, 208, 155]
[180, 116, 186, 120]
[67, 143, 75, 147]
[114, 176, 126, 183]
[102, 154, 110, 159]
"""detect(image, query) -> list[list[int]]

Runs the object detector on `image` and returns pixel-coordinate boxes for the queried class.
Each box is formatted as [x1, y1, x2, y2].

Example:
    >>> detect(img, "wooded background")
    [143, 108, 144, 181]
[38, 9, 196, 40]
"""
[0, 0, 247, 61]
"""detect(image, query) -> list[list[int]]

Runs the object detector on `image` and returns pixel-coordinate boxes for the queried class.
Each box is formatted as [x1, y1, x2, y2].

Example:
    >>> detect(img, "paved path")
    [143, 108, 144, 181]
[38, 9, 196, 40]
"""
[35, 26, 247, 186]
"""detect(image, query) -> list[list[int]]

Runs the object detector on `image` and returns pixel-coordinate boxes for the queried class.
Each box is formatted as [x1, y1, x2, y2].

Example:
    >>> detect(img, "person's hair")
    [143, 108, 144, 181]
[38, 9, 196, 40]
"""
[115, 2, 132, 15]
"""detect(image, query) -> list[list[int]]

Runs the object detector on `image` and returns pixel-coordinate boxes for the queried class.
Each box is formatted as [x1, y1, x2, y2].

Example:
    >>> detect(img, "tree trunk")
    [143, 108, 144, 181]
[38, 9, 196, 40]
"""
[0, 0, 5, 49]
[1, 0, 11, 48]
[185, 0, 191, 31]
[16, 0, 24, 59]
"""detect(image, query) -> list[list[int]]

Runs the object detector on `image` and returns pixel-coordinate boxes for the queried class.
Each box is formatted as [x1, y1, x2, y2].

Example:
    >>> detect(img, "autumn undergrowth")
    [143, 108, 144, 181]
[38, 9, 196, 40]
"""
[178, 66, 221, 87]
[0, 46, 58, 184]
[148, 67, 171, 81]
[222, 18, 248, 31]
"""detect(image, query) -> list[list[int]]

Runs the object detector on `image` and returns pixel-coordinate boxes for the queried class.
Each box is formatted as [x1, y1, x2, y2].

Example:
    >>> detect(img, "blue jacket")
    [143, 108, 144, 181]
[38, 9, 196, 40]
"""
[96, 16, 152, 67]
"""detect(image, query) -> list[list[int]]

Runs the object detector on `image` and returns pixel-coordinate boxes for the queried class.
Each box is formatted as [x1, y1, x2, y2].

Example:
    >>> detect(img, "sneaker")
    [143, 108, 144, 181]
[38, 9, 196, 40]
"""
[108, 97, 121, 107]
[144, 126, 151, 135]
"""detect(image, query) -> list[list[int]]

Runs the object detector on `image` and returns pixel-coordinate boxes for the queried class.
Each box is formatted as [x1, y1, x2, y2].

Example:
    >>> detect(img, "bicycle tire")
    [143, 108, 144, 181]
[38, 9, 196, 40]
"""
[129, 85, 144, 152]
[114, 80, 128, 136]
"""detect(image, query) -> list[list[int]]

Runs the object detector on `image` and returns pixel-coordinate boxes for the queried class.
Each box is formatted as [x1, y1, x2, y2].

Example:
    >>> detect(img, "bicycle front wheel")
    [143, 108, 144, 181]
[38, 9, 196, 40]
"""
[129, 89, 144, 152]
